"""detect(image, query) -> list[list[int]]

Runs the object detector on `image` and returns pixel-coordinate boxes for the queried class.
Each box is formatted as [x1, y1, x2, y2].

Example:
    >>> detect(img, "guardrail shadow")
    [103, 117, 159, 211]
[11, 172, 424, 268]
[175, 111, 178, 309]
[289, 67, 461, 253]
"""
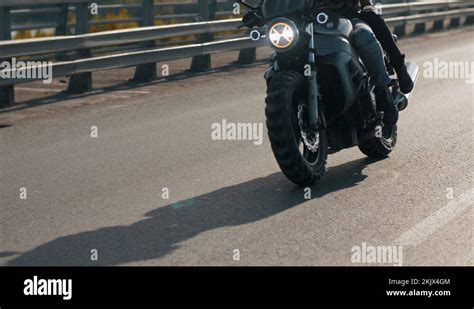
[7, 157, 382, 266]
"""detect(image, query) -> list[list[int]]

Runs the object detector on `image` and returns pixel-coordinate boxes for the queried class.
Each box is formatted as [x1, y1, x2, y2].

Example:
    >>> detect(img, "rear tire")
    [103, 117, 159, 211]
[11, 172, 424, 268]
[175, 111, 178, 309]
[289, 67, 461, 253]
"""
[358, 125, 397, 158]
[265, 71, 328, 186]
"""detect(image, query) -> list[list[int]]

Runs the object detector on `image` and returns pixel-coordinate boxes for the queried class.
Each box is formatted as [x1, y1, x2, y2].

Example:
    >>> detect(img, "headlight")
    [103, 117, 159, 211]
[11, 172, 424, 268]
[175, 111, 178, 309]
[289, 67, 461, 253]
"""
[267, 18, 299, 51]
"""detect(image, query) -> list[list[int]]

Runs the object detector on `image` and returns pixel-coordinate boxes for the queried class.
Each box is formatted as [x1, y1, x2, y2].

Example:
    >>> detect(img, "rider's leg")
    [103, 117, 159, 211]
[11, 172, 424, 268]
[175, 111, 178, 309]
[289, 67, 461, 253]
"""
[358, 7, 414, 94]
[351, 19, 398, 128]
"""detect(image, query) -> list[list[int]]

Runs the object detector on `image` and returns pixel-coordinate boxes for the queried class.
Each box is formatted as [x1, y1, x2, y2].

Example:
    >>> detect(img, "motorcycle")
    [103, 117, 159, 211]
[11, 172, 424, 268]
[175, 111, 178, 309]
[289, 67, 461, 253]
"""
[238, 0, 419, 186]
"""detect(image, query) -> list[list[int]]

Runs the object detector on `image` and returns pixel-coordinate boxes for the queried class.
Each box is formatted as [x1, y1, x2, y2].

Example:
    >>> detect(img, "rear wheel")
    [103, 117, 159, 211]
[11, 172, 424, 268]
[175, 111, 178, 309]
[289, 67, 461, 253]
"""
[358, 125, 397, 158]
[265, 71, 327, 186]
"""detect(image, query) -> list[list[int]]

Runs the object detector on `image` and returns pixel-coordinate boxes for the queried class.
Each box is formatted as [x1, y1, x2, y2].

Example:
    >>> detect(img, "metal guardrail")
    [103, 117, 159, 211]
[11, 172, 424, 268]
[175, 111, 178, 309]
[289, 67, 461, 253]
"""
[4, 0, 234, 33]
[0, 19, 243, 58]
[1, 1, 474, 107]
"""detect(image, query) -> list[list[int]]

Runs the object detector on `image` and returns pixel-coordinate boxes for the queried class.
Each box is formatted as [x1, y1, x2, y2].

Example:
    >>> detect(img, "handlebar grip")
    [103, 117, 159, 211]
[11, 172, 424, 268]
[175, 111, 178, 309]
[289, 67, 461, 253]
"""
[239, 14, 262, 29]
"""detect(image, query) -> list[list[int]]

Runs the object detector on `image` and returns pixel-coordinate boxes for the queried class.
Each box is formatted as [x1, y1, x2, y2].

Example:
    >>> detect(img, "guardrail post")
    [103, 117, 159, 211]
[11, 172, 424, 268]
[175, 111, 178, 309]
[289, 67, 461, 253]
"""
[237, 48, 257, 64]
[67, 2, 92, 94]
[464, 15, 474, 25]
[393, 23, 406, 37]
[190, 0, 216, 72]
[413, 22, 426, 34]
[466, 15, 474, 25]
[132, 0, 157, 82]
[237, 29, 257, 65]
[0, 6, 14, 108]
[431, 20, 444, 31]
[448, 16, 461, 28]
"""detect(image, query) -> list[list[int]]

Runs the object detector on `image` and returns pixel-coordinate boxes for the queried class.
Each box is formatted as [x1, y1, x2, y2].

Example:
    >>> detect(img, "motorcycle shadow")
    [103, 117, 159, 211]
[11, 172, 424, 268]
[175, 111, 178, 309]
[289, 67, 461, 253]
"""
[7, 157, 383, 266]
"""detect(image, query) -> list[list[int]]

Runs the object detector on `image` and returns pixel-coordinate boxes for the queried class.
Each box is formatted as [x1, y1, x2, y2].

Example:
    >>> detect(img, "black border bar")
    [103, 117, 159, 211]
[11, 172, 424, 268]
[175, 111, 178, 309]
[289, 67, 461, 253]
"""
[0, 267, 472, 306]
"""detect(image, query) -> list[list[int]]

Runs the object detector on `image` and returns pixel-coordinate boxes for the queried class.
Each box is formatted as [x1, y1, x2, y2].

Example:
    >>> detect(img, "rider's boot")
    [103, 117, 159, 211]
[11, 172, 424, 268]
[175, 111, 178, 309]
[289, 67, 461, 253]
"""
[375, 86, 399, 133]
[391, 54, 414, 94]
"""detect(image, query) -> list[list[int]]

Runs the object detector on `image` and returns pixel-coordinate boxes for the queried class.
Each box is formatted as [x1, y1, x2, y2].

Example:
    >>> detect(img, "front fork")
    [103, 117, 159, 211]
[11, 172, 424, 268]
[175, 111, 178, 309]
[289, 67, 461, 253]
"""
[306, 23, 320, 129]
[268, 23, 320, 129]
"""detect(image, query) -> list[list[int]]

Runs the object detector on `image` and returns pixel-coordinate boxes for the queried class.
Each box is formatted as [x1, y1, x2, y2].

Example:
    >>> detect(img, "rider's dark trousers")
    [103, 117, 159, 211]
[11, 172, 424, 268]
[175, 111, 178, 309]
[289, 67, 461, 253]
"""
[357, 9, 405, 70]
[350, 19, 391, 88]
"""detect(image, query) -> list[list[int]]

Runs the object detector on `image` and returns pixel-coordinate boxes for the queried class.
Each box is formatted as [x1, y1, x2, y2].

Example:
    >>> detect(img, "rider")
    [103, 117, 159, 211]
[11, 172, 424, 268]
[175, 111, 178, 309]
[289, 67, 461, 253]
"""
[336, 0, 414, 94]
[242, 0, 414, 130]
[358, 0, 414, 94]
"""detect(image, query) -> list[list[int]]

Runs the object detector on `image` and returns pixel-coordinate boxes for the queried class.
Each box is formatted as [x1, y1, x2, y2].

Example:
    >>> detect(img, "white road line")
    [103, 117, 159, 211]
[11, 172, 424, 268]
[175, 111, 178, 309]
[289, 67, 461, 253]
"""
[16, 87, 63, 93]
[15, 87, 151, 95]
[114, 90, 151, 95]
[394, 188, 474, 247]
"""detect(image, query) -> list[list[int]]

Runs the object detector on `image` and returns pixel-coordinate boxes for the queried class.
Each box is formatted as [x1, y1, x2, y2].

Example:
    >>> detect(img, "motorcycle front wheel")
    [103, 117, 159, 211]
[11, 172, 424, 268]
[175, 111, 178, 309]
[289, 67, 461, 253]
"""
[265, 71, 327, 186]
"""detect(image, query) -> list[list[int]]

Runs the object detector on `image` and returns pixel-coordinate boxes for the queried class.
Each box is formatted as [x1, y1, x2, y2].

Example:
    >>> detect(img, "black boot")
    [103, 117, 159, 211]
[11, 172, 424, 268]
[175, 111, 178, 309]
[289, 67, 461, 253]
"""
[392, 54, 414, 94]
[375, 87, 399, 128]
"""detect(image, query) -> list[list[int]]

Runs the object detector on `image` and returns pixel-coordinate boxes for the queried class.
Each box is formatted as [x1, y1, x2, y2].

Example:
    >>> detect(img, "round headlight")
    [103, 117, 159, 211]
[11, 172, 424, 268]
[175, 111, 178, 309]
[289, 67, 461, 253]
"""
[267, 19, 299, 50]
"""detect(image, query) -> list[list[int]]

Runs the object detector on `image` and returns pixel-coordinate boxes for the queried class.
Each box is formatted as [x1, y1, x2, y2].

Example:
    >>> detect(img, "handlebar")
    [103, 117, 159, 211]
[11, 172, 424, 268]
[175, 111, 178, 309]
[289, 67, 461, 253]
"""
[237, 0, 264, 29]
[238, 15, 261, 29]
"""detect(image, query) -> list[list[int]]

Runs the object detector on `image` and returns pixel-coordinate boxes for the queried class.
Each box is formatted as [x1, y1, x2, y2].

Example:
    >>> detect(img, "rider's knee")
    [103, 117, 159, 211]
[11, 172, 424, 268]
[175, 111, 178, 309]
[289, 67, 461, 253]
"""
[350, 19, 378, 52]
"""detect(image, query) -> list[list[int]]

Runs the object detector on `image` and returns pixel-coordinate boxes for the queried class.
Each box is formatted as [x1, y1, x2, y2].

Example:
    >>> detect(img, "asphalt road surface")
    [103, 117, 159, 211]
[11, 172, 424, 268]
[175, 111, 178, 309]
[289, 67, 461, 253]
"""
[1, 28, 473, 266]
